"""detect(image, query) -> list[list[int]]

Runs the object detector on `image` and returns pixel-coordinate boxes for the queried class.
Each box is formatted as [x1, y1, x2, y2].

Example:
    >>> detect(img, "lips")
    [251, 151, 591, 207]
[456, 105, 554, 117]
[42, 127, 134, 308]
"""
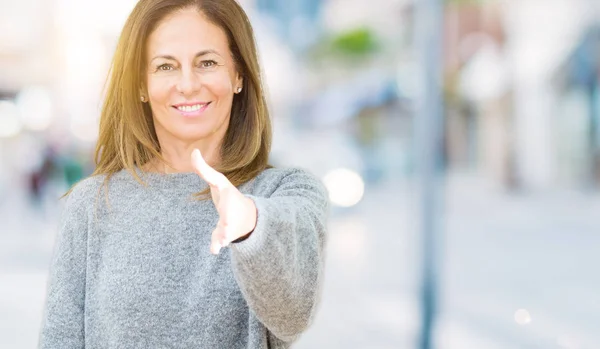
[173, 102, 211, 112]
[172, 101, 211, 117]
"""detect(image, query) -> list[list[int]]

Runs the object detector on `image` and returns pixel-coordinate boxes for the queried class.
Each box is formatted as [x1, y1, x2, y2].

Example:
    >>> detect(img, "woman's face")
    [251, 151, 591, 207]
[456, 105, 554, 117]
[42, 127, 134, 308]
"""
[145, 8, 242, 145]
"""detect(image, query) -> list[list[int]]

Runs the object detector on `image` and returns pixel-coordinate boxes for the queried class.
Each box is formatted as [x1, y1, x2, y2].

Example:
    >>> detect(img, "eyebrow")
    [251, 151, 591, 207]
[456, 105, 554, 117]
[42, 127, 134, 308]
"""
[150, 49, 222, 62]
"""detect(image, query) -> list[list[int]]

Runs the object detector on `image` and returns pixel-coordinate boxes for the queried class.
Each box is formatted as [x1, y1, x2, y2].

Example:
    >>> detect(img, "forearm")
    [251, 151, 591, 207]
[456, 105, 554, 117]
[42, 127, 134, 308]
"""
[230, 193, 327, 342]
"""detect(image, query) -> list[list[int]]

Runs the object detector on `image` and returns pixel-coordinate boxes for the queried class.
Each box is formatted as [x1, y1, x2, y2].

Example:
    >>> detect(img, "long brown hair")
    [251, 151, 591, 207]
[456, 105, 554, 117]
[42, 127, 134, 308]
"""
[70, 0, 271, 197]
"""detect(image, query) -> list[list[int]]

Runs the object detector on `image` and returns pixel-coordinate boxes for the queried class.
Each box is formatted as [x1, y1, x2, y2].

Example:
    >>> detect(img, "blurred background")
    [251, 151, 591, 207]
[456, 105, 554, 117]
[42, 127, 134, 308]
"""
[1, 0, 600, 348]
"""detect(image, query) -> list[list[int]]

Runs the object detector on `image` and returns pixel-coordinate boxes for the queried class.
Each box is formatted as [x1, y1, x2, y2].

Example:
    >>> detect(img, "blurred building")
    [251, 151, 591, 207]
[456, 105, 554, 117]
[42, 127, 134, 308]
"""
[443, 1, 514, 188]
[554, 26, 600, 188]
[441, 0, 600, 191]
[255, 0, 323, 51]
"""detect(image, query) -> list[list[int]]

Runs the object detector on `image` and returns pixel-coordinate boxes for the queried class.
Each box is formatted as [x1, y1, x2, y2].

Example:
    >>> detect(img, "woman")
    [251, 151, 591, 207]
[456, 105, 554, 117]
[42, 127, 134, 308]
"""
[38, 0, 328, 348]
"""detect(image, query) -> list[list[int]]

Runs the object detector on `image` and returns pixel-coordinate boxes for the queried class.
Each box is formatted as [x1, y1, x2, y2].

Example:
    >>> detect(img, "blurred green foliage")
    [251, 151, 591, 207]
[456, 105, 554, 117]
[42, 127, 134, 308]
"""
[307, 26, 380, 66]
[330, 27, 378, 56]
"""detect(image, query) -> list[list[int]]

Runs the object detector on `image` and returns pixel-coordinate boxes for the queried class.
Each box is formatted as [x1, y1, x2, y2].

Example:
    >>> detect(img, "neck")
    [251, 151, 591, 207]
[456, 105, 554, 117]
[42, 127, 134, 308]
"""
[145, 120, 228, 173]
[144, 141, 221, 174]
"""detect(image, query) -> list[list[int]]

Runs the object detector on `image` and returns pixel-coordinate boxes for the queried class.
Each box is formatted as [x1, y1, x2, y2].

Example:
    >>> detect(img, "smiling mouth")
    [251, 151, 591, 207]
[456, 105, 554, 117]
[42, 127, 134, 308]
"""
[173, 102, 211, 112]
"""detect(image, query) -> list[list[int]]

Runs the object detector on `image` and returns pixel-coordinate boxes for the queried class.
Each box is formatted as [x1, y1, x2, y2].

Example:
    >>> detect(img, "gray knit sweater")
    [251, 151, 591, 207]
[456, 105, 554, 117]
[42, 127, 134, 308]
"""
[38, 167, 328, 349]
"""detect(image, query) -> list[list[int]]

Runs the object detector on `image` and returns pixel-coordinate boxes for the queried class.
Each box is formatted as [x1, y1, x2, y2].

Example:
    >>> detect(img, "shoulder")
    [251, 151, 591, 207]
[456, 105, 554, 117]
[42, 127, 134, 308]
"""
[63, 174, 106, 209]
[249, 167, 328, 199]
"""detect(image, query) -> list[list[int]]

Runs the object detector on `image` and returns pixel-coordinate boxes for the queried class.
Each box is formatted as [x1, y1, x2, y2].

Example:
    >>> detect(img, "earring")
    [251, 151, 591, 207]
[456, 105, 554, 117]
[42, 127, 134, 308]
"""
[236, 87, 242, 93]
[140, 96, 147, 102]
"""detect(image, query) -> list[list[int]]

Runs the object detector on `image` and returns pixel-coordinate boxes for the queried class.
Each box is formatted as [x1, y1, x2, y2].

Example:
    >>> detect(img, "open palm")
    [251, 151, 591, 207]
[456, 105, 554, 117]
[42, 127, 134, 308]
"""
[191, 149, 256, 254]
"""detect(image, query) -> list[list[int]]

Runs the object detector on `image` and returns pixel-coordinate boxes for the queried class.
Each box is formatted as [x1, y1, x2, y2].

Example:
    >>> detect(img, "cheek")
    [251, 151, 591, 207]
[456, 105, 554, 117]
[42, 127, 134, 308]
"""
[205, 73, 234, 99]
[147, 76, 173, 103]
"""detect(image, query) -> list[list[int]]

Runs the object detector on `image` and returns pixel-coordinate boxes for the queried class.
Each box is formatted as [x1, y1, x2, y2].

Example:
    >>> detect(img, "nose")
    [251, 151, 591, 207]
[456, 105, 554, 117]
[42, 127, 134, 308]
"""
[176, 67, 201, 96]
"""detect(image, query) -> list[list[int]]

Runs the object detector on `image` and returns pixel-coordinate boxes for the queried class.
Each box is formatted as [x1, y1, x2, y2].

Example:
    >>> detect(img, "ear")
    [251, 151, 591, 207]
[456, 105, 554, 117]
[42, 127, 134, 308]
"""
[139, 86, 149, 102]
[235, 73, 243, 91]
[139, 91, 147, 103]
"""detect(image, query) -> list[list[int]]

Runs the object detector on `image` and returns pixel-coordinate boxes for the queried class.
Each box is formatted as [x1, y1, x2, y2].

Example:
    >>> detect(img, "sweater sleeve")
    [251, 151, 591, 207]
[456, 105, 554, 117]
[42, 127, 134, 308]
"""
[229, 169, 329, 342]
[39, 183, 90, 349]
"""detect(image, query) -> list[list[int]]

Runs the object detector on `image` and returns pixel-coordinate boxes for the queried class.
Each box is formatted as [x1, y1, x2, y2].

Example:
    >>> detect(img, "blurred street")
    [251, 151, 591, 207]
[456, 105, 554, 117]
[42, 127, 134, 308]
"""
[3, 0, 600, 347]
[2, 171, 599, 349]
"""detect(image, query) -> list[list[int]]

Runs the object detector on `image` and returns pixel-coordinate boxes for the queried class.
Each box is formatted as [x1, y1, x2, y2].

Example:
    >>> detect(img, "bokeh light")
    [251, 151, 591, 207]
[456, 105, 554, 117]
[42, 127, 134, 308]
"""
[0, 100, 22, 138]
[322, 168, 365, 207]
[16, 86, 54, 131]
[514, 309, 532, 325]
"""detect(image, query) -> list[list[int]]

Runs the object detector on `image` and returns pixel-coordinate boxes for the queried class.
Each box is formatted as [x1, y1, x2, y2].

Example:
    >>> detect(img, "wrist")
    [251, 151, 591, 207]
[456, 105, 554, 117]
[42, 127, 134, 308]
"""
[233, 197, 257, 243]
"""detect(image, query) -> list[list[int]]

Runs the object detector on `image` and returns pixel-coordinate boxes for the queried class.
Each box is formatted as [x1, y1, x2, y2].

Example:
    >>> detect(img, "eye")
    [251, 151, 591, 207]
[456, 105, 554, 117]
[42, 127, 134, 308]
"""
[157, 63, 174, 71]
[200, 60, 218, 68]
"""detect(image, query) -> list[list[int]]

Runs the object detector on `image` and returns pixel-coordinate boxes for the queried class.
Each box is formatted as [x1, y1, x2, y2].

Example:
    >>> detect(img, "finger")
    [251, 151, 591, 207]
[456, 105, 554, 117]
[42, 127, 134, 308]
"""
[191, 149, 229, 189]
[210, 222, 233, 255]
[217, 221, 232, 245]
[220, 224, 231, 248]
[210, 228, 222, 255]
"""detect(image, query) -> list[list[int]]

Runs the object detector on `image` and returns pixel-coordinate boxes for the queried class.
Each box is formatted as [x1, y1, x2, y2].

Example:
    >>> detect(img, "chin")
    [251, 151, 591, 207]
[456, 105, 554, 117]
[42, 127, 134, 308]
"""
[155, 117, 228, 143]
[179, 122, 225, 140]
[172, 130, 212, 142]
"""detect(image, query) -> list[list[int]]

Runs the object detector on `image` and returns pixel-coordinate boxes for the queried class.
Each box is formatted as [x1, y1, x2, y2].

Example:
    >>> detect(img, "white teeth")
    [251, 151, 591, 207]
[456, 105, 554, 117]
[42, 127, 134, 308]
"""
[177, 103, 206, 112]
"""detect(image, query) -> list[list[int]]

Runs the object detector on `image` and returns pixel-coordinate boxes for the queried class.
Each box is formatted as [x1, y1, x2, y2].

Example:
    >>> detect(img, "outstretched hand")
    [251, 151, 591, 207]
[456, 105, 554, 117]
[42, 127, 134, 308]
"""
[191, 149, 257, 254]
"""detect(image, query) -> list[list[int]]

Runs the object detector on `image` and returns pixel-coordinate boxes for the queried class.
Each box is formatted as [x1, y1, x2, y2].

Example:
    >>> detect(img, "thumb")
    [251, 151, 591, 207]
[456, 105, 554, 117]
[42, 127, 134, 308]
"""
[191, 149, 228, 189]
